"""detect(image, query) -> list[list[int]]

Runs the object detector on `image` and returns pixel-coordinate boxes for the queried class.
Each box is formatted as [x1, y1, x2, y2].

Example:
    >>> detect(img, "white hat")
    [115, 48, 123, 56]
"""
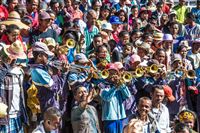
[101, 23, 113, 31]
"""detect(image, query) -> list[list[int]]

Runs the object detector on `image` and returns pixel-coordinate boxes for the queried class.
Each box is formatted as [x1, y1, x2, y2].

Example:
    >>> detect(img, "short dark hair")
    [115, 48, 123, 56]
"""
[119, 30, 129, 38]
[6, 24, 20, 34]
[186, 12, 196, 21]
[151, 85, 163, 93]
[44, 107, 61, 120]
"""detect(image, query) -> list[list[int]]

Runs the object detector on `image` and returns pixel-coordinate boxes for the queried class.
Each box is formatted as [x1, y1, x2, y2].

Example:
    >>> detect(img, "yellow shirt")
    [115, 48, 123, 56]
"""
[173, 4, 189, 24]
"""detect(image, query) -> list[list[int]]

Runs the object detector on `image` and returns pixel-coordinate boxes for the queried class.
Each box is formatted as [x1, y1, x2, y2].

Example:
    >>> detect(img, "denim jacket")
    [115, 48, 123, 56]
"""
[99, 83, 131, 121]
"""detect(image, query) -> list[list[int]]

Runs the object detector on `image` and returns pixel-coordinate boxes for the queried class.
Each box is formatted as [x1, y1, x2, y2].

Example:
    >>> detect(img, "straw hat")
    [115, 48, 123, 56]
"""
[0, 11, 29, 29]
[3, 40, 27, 59]
[0, 102, 8, 118]
[153, 32, 164, 41]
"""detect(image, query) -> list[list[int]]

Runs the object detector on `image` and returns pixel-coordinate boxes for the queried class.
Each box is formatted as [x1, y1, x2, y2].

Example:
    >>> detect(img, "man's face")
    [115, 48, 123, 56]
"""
[31, 0, 39, 12]
[138, 100, 151, 117]
[87, 14, 97, 26]
[192, 43, 200, 53]
[152, 88, 165, 105]
[9, 0, 18, 10]
[74, 87, 88, 102]
[52, 3, 59, 14]
[46, 116, 61, 131]
[121, 34, 130, 45]
[93, 37, 103, 47]
[179, 0, 186, 5]
[170, 24, 179, 34]
[8, 29, 20, 43]
[39, 19, 50, 29]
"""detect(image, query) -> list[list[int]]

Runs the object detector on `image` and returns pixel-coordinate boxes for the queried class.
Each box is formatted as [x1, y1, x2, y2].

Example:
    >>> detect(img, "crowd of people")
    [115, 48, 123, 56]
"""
[0, 0, 199, 132]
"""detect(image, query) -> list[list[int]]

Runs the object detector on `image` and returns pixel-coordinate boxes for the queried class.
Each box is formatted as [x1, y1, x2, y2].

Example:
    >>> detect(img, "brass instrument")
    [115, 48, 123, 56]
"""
[174, 68, 196, 79]
[100, 69, 109, 79]
[58, 39, 76, 55]
[66, 38, 76, 48]
[186, 70, 196, 79]
[146, 64, 159, 74]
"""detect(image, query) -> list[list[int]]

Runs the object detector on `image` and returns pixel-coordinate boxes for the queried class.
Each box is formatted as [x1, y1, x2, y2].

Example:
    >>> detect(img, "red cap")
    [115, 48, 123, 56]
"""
[163, 85, 175, 102]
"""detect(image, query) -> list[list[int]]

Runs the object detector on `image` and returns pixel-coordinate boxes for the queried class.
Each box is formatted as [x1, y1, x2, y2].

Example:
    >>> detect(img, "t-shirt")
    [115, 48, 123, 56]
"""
[30, 28, 58, 45]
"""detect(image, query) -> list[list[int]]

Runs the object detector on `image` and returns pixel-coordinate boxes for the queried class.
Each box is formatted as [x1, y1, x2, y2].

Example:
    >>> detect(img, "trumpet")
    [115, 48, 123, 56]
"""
[186, 70, 196, 79]
[146, 64, 159, 74]
[175, 68, 196, 79]
[66, 38, 76, 48]
[58, 39, 76, 55]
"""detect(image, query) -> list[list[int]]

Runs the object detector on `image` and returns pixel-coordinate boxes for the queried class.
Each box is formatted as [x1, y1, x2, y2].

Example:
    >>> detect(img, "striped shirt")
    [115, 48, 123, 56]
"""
[185, 24, 200, 40]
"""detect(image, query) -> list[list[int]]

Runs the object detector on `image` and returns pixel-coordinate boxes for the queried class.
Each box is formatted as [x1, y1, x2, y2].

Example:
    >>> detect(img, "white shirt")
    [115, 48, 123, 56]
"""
[151, 103, 171, 133]
[9, 67, 24, 118]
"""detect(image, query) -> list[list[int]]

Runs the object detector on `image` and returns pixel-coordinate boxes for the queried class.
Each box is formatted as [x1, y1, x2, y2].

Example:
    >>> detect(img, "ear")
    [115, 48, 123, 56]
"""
[47, 120, 51, 125]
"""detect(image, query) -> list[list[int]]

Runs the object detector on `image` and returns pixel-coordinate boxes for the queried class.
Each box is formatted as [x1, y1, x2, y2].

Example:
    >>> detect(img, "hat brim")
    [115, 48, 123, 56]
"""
[44, 50, 54, 56]
[102, 28, 113, 31]
[111, 22, 122, 25]
[3, 45, 27, 59]
[0, 20, 29, 29]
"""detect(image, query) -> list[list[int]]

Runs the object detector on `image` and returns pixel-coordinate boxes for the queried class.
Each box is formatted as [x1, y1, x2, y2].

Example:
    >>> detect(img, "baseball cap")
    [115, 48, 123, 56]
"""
[129, 54, 141, 64]
[74, 53, 89, 63]
[32, 42, 54, 56]
[101, 23, 113, 31]
[109, 16, 122, 25]
[163, 85, 175, 102]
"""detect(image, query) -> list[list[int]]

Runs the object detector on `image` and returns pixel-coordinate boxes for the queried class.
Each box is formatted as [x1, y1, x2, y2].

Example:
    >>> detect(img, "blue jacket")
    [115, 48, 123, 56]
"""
[99, 83, 131, 121]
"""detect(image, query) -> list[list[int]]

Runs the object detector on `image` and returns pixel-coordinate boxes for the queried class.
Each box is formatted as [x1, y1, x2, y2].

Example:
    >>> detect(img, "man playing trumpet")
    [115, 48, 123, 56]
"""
[98, 63, 131, 133]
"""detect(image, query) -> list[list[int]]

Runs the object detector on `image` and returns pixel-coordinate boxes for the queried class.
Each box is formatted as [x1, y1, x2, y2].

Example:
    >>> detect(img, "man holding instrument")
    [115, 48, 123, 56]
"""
[98, 63, 131, 133]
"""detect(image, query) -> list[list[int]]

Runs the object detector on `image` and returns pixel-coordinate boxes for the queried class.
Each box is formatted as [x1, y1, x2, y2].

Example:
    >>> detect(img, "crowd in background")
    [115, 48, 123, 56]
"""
[0, 0, 199, 132]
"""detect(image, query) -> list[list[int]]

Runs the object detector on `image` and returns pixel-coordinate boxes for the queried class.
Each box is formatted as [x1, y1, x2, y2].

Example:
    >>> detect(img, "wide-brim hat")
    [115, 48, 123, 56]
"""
[3, 40, 27, 59]
[179, 40, 191, 50]
[139, 7, 152, 16]
[153, 32, 164, 41]
[0, 11, 29, 29]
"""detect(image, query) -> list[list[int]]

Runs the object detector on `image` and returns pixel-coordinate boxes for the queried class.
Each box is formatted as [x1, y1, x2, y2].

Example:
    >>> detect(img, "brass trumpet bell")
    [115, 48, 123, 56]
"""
[147, 64, 159, 74]
[175, 69, 184, 78]
[122, 72, 132, 83]
[100, 69, 109, 79]
[135, 68, 144, 77]
[186, 70, 196, 79]
[66, 39, 76, 49]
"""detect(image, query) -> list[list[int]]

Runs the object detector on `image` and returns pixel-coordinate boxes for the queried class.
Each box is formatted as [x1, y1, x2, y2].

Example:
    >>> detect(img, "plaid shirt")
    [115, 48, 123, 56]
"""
[0, 66, 28, 126]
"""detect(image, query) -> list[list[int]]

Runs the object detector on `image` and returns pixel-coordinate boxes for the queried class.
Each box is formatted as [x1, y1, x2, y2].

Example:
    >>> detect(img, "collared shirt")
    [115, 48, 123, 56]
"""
[191, 7, 200, 24]
[84, 26, 99, 54]
[71, 105, 101, 133]
[99, 83, 131, 120]
[185, 24, 200, 40]
[32, 121, 55, 133]
[151, 103, 171, 133]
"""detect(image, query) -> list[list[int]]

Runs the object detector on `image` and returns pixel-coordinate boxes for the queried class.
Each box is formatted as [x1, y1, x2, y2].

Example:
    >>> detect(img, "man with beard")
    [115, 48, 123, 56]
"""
[71, 85, 101, 133]
[150, 85, 171, 133]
